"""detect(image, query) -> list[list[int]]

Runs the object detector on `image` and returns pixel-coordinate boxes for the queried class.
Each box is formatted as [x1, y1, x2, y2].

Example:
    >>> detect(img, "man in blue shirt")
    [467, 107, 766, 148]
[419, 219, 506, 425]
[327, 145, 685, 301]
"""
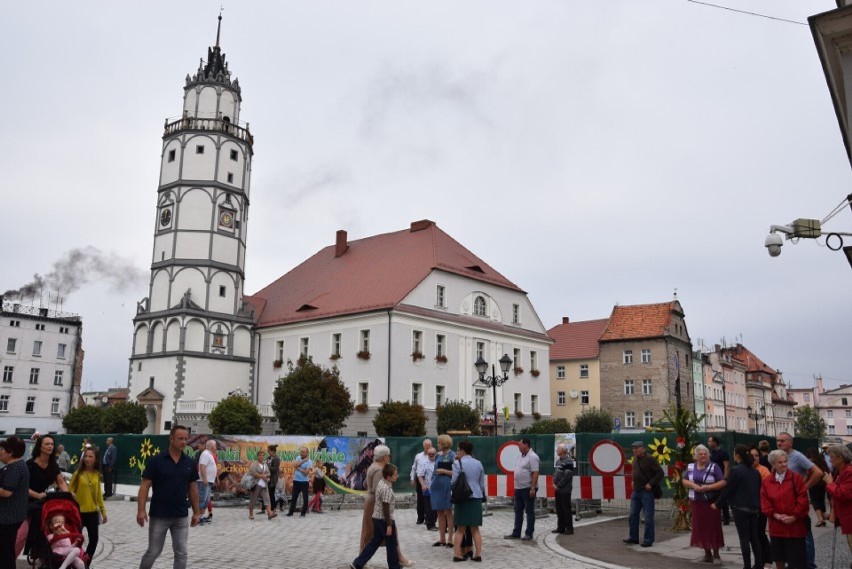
[137, 425, 200, 569]
[287, 446, 313, 517]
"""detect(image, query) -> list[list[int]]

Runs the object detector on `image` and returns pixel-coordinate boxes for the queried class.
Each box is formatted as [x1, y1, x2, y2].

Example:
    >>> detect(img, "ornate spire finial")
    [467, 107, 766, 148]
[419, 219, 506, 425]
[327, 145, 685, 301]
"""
[215, 7, 223, 48]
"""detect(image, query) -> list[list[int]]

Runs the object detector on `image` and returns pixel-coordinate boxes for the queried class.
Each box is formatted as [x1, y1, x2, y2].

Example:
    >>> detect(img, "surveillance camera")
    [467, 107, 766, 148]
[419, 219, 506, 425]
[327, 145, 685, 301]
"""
[765, 232, 783, 257]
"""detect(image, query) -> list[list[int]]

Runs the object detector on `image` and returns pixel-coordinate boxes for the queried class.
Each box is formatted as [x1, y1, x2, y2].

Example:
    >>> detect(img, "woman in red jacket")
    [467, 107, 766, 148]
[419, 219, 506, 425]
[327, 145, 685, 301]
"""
[760, 449, 809, 569]
[823, 445, 852, 560]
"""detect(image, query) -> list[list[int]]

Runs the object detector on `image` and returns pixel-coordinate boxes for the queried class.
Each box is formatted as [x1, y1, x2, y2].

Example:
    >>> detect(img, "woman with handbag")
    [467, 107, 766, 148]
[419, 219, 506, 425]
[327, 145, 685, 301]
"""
[451, 440, 485, 563]
[682, 444, 726, 564]
[247, 449, 277, 520]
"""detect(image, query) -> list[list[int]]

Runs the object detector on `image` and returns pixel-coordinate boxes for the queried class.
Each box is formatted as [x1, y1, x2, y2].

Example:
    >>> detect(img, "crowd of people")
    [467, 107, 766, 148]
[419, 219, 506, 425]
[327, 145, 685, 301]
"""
[677, 434, 852, 569]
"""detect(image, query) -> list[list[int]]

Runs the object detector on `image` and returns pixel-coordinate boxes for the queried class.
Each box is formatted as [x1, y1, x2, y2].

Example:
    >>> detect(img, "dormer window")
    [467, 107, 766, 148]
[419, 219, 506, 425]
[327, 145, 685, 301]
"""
[473, 296, 486, 317]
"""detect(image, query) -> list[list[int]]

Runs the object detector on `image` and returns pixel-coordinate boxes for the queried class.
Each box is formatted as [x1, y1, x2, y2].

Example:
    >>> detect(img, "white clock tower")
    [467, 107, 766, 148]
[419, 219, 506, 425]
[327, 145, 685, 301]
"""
[128, 17, 256, 434]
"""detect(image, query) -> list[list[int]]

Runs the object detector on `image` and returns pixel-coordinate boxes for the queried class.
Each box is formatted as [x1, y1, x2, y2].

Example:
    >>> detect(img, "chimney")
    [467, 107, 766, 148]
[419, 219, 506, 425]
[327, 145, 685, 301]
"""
[714, 344, 721, 353]
[335, 230, 348, 257]
[562, 317, 570, 324]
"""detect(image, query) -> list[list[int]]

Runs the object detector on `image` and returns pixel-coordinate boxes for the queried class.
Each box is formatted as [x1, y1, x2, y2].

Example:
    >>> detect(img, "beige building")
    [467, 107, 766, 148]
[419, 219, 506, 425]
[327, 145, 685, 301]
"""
[599, 301, 694, 432]
[547, 317, 609, 424]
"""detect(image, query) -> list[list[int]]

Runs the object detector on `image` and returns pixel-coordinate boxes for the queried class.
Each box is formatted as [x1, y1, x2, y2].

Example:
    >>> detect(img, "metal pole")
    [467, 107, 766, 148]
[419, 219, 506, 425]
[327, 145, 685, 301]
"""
[492, 364, 498, 438]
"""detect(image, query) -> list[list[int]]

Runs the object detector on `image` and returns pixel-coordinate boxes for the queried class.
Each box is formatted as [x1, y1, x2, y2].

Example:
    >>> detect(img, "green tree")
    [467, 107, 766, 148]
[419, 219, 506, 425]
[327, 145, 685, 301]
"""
[794, 405, 826, 441]
[101, 402, 148, 434]
[62, 405, 104, 434]
[373, 401, 427, 437]
[520, 417, 572, 435]
[209, 395, 263, 435]
[272, 357, 353, 435]
[435, 400, 481, 435]
[573, 406, 614, 433]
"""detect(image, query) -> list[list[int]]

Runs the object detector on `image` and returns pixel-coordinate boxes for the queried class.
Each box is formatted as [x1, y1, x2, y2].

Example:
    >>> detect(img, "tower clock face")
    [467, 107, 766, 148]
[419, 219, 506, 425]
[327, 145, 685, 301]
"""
[160, 208, 172, 227]
[218, 208, 235, 229]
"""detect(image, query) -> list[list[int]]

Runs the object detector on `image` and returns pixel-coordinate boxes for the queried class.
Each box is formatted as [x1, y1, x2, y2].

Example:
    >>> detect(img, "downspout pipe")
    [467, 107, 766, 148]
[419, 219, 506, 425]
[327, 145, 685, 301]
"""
[387, 310, 392, 401]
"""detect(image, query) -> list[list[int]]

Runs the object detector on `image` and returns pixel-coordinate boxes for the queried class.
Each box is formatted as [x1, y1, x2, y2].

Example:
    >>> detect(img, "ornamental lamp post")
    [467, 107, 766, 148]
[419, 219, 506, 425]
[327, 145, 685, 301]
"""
[475, 354, 513, 437]
[747, 405, 765, 435]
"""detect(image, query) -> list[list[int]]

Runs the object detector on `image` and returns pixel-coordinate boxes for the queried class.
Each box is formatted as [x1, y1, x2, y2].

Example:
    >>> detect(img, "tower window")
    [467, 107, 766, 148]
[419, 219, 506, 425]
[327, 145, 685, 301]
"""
[168, 149, 176, 162]
[196, 145, 205, 154]
[227, 172, 234, 183]
[230, 149, 238, 161]
[219, 286, 226, 297]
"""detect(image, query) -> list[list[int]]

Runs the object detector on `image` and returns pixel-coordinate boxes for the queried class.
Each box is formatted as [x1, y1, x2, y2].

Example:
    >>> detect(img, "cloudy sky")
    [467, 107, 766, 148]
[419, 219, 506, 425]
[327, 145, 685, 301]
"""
[3, 1, 850, 393]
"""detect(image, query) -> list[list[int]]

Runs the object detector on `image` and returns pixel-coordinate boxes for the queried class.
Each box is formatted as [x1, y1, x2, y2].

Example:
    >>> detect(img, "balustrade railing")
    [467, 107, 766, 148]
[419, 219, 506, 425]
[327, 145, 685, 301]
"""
[163, 117, 253, 147]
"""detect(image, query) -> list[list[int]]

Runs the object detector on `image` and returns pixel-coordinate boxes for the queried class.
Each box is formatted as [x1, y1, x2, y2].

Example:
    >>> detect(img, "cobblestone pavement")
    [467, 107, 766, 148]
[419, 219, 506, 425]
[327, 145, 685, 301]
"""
[17, 497, 852, 569]
[17, 498, 620, 569]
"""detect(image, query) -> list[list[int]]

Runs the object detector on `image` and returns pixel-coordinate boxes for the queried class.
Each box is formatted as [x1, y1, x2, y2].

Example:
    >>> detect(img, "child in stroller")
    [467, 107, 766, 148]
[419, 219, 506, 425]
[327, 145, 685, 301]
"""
[41, 492, 90, 569]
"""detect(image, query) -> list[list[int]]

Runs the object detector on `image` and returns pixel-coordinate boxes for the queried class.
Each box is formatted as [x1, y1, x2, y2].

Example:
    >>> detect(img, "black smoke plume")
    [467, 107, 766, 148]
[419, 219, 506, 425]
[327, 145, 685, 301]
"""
[3, 247, 146, 302]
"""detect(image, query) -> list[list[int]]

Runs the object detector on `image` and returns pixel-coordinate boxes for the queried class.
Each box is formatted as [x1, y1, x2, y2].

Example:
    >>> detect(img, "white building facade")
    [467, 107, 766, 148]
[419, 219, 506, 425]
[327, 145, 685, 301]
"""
[0, 298, 83, 435]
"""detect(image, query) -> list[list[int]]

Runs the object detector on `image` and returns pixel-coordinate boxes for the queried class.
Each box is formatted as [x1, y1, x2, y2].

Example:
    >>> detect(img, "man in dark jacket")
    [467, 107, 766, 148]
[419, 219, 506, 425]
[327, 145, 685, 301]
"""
[552, 443, 575, 535]
[716, 444, 762, 569]
[624, 441, 663, 548]
[102, 437, 117, 497]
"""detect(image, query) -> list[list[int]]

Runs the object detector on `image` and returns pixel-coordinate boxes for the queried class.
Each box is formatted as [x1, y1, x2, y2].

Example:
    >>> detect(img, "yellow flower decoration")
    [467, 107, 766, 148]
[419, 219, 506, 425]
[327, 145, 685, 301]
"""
[129, 456, 137, 468]
[650, 437, 671, 464]
[152, 447, 160, 455]
[140, 438, 153, 459]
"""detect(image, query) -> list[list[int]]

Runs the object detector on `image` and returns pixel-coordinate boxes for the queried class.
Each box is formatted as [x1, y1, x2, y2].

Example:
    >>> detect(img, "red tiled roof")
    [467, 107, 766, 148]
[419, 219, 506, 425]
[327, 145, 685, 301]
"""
[725, 344, 776, 377]
[547, 318, 609, 360]
[247, 220, 522, 328]
[599, 301, 684, 342]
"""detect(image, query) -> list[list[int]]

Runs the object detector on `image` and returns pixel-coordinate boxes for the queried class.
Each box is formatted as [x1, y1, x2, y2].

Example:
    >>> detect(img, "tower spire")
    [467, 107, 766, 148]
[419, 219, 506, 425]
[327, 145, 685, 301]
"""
[215, 8, 223, 48]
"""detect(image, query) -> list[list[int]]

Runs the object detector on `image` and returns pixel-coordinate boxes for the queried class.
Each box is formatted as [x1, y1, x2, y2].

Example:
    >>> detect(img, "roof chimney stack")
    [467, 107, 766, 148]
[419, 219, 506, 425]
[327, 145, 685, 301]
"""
[335, 230, 348, 257]
[562, 317, 570, 324]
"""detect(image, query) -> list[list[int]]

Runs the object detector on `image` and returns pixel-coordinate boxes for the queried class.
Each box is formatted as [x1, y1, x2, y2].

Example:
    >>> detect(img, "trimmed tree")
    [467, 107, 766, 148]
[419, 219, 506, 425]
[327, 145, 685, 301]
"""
[101, 402, 148, 434]
[794, 405, 826, 441]
[435, 400, 481, 435]
[272, 357, 353, 435]
[520, 417, 572, 435]
[209, 395, 263, 435]
[373, 401, 427, 437]
[573, 406, 614, 433]
[62, 405, 104, 434]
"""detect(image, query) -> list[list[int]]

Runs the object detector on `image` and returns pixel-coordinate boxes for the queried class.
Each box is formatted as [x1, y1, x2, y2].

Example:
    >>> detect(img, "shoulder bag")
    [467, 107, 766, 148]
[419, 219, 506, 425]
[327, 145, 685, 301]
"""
[451, 458, 473, 504]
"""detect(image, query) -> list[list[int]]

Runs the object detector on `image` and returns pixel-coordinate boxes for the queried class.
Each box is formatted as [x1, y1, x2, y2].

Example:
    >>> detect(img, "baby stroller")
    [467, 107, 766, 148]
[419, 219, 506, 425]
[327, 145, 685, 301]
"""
[30, 492, 88, 569]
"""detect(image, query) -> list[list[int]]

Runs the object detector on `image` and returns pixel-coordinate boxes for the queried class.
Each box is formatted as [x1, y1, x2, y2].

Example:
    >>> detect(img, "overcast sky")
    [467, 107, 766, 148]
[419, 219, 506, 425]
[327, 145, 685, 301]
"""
[3, 1, 850, 394]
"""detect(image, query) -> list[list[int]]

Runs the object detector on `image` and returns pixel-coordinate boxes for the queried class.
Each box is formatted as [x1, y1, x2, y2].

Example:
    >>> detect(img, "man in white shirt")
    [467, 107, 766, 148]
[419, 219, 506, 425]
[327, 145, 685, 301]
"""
[417, 447, 438, 530]
[409, 438, 433, 525]
[504, 438, 540, 541]
[197, 440, 217, 524]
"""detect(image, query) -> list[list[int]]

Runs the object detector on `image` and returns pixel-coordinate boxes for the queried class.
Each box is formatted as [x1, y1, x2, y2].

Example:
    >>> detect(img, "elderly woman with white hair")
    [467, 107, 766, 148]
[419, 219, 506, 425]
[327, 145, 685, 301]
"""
[359, 445, 413, 567]
[824, 445, 852, 560]
[682, 443, 727, 563]
[761, 449, 809, 569]
[552, 443, 575, 535]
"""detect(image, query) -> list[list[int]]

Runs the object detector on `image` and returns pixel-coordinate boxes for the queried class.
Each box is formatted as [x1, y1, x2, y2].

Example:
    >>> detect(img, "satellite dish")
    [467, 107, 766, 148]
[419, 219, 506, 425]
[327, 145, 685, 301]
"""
[569, 390, 578, 399]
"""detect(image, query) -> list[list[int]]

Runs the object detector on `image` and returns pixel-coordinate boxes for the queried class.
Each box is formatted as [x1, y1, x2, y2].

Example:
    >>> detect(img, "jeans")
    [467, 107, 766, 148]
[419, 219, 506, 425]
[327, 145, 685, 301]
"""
[289, 480, 309, 515]
[732, 508, 762, 569]
[197, 481, 212, 512]
[628, 489, 655, 545]
[139, 516, 189, 569]
[512, 487, 536, 537]
[805, 528, 815, 569]
[353, 519, 400, 569]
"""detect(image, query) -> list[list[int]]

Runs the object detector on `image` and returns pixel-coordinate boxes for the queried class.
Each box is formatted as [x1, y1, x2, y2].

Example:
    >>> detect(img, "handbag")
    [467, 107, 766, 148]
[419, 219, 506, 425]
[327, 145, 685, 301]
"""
[451, 458, 473, 504]
[240, 471, 256, 491]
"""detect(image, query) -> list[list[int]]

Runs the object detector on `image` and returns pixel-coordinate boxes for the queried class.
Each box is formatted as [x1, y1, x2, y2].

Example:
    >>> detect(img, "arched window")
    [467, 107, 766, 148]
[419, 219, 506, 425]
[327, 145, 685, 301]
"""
[473, 296, 487, 317]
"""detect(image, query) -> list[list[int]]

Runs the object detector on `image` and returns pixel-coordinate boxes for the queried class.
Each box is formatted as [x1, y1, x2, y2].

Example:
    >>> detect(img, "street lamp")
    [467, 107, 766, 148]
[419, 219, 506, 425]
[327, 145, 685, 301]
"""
[475, 354, 513, 437]
[764, 194, 852, 268]
[747, 405, 765, 435]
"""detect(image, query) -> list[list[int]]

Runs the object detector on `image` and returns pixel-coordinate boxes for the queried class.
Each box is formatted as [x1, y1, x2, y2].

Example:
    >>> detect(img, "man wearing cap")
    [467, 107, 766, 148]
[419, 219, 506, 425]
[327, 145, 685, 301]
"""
[624, 441, 663, 548]
[504, 437, 540, 541]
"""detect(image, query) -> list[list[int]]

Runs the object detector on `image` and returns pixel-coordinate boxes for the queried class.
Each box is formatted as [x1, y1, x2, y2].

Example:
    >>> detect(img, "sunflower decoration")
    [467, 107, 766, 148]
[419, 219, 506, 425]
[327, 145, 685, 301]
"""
[129, 456, 137, 468]
[152, 446, 160, 455]
[649, 437, 671, 465]
[140, 438, 154, 459]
